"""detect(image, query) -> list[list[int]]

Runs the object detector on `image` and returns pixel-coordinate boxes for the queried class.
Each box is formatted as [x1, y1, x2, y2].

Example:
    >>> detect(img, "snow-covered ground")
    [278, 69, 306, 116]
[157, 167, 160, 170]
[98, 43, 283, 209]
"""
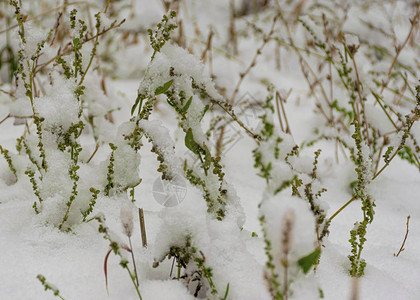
[1, 1, 420, 299]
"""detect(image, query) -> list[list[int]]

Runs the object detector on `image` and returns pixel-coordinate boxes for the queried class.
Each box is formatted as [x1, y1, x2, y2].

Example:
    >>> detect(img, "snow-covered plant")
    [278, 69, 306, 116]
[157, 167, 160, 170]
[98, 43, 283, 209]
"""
[0, 144, 17, 183]
[347, 119, 375, 277]
[130, 11, 244, 223]
[5, 1, 137, 231]
[276, 1, 420, 277]
[116, 11, 273, 299]
[254, 86, 327, 298]
[37, 274, 66, 300]
[153, 235, 228, 298]
[95, 213, 143, 299]
[348, 87, 420, 276]
[3, 1, 420, 299]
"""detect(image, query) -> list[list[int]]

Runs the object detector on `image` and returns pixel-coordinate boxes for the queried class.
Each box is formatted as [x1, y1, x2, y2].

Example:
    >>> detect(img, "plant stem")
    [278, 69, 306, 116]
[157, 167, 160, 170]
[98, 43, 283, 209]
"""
[177, 259, 181, 280]
[394, 215, 410, 257]
[128, 237, 139, 287]
[138, 208, 147, 248]
[125, 267, 143, 300]
[328, 196, 356, 222]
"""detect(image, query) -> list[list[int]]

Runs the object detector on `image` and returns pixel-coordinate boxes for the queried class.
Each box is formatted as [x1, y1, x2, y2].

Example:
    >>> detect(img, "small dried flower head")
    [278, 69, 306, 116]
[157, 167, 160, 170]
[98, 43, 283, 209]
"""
[281, 210, 296, 257]
[120, 204, 134, 237]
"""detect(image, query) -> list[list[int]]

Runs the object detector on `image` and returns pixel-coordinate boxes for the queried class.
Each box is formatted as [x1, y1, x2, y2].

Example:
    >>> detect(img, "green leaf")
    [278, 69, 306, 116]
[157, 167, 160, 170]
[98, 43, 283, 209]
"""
[199, 105, 209, 121]
[185, 128, 202, 154]
[398, 145, 416, 165]
[204, 145, 211, 169]
[222, 283, 230, 300]
[73, 37, 80, 48]
[180, 96, 193, 114]
[155, 79, 173, 95]
[131, 93, 142, 115]
[349, 180, 358, 192]
[297, 248, 321, 274]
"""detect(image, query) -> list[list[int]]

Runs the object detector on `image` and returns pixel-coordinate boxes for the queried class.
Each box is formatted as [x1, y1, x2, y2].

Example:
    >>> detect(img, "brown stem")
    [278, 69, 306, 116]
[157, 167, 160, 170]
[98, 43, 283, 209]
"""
[35, 19, 126, 75]
[328, 196, 356, 222]
[275, 93, 285, 132]
[394, 215, 410, 257]
[230, 16, 277, 105]
[379, 4, 420, 95]
[276, 91, 292, 135]
[139, 208, 147, 248]
[0, 114, 10, 125]
[86, 142, 100, 164]
[128, 236, 139, 286]
[229, 0, 238, 55]
[347, 46, 369, 143]
[0, 1, 89, 35]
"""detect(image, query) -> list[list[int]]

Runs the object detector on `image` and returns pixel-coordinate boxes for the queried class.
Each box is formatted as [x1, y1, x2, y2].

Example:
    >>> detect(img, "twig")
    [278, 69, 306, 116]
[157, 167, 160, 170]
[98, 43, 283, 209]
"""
[275, 93, 285, 132]
[379, 4, 420, 95]
[277, 10, 332, 110]
[35, 19, 126, 75]
[346, 45, 369, 143]
[230, 15, 278, 104]
[0, 88, 12, 95]
[372, 92, 398, 130]
[139, 208, 147, 248]
[0, 114, 10, 125]
[104, 0, 111, 13]
[211, 99, 261, 142]
[0, 1, 89, 35]
[169, 257, 176, 277]
[373, 143, 384, 174]
[201, 28, 214, 78]
[350, 277, 360, 300]
[276, 90, 292, 135]
[394, 215, 410, 257]
[128, 236, 139, 286]
[229, 0, 238, 55]
[201, 28, 213, 60]
[328, 196, 356, 222]
[86, 143, 99, 163]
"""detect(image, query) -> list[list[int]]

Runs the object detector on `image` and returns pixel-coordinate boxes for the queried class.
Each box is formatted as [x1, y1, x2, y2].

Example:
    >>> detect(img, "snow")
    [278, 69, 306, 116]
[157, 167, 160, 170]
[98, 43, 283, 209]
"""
[34, 73, 80, 131]
[1, 0, 420, 299]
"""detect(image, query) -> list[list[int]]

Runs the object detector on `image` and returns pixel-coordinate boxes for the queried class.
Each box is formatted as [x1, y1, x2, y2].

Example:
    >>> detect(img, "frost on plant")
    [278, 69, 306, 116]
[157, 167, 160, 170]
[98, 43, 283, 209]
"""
[254, 87, 327, 297]
[133, 42, 244, 225]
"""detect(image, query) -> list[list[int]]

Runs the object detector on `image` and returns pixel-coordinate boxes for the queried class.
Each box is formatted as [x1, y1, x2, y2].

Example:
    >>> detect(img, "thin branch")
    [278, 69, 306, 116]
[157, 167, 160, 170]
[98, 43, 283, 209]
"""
[128, 237, 139, 286]
[35, 19, 126, 75]
[86, 143, 99, 164]
[379, 4, 420, 95]
[0, 88, 12, 96]
[394, 215, 410, 257]
[328, 196, 356, 222]
[276, 90, 292, 135]
[0, 1, 89, 35]
[0, 114, 11, 125]
[230, 15, 278, 104]
[211, 99, 261, 142]
[346, 45, 369, 143]
[139, 208, 147, 248]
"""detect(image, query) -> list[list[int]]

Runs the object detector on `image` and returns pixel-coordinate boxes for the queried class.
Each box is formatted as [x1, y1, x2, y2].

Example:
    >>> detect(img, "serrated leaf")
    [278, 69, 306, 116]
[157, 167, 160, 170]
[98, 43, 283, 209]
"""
[155, 79, 173, 95]
[181, 96, 193, 114]
[297, 248, 321, 274]
[185, 128, 201, 154]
